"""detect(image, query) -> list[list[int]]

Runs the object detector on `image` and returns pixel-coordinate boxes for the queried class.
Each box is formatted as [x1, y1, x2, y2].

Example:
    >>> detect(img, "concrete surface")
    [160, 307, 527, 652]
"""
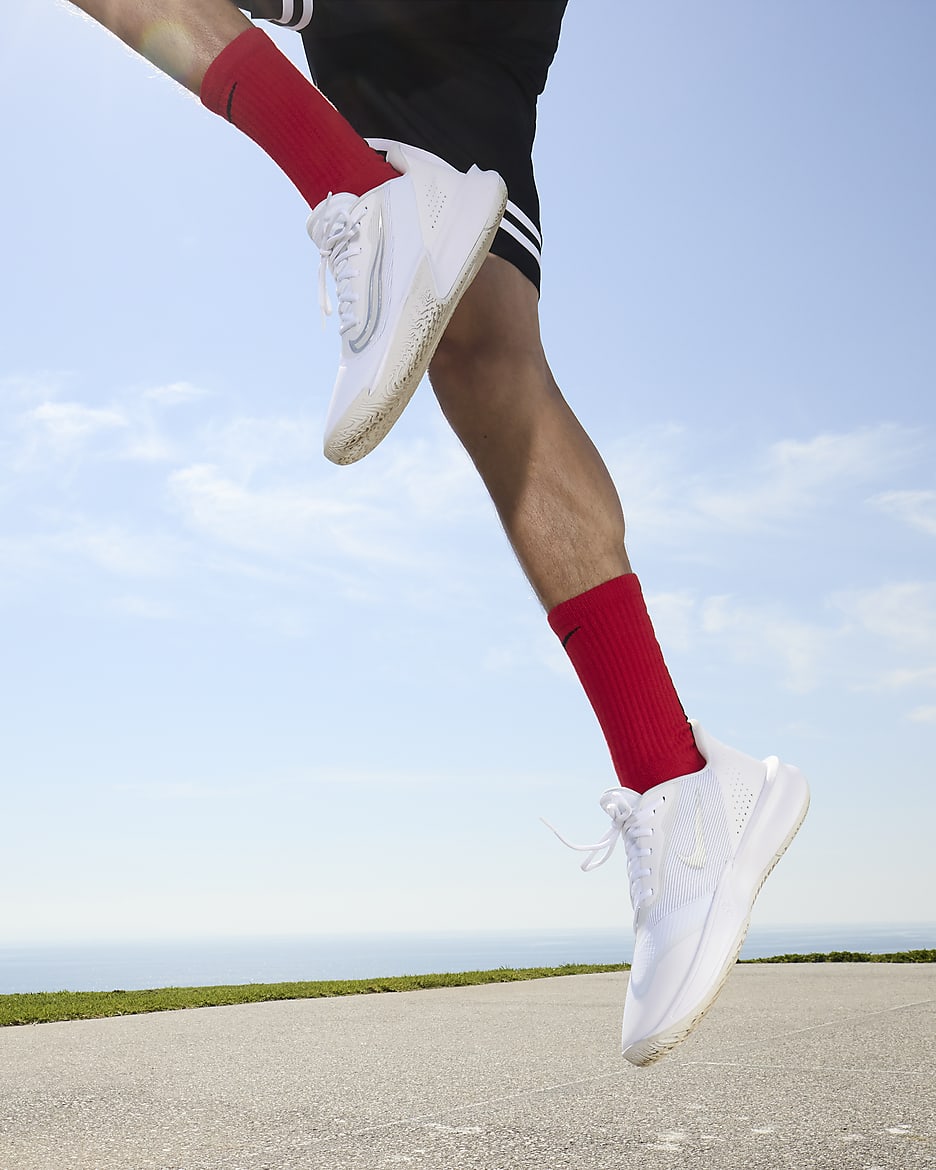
[0, 964, 933, 1169]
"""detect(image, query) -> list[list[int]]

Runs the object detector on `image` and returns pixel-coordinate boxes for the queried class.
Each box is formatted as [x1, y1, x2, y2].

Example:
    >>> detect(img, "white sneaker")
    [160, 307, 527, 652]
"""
[551, 722, 809, 1066]
[308, 141, 508, 466]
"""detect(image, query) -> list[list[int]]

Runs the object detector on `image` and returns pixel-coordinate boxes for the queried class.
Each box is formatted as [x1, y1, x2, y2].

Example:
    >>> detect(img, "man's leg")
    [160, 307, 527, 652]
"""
[431, 260, 629, 610]
[66, 0, 506, 465]
[70, 0, 245, 91]
[68, 0, 396, 202]
[429, 256, 704, 794]
[430, 257, 810, 1066]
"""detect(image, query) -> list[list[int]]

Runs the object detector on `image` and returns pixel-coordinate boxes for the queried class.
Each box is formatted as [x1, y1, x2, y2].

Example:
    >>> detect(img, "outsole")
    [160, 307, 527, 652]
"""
[324, 182, 509, 466]
[623, 785, 811, 1067]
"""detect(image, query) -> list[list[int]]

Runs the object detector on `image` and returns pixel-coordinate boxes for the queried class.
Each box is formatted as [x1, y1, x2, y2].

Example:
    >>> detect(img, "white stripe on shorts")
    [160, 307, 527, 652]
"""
[274, 0, 313, 29]
[505, 199, 542, 247]
[500, 203, 542, 264]
[292, 0, 313, 30]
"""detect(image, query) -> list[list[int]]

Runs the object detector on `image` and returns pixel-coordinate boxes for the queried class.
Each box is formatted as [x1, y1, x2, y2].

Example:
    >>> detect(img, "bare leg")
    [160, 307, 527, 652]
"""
[69, 0, 250, 92]
[429, 256, 631, 611]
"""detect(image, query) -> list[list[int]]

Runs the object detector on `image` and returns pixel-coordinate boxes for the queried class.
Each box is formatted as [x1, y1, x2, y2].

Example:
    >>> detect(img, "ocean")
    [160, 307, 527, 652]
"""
[1, 923, 933, 996]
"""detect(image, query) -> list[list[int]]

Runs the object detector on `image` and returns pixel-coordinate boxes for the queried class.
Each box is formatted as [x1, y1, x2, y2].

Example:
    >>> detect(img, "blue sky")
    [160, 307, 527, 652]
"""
[1, 0, 934, 944]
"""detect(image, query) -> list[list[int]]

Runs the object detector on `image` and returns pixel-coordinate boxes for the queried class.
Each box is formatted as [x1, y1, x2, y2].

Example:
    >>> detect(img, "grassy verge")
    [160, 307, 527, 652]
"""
[0, 963, 626, 1027]
[2, 950, 932, 1027]
[741, 948, 936, 964]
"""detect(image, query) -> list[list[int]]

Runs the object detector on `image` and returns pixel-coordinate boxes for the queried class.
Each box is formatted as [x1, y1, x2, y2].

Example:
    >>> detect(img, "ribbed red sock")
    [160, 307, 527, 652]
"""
[200, 27, 398, 209]
[548, 574, 705, 794]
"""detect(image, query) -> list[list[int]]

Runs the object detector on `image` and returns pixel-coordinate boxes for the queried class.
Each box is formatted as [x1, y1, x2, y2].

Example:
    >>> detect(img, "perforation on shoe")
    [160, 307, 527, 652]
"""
[424, 179, 447, 229]
[728, 777, 756, 837]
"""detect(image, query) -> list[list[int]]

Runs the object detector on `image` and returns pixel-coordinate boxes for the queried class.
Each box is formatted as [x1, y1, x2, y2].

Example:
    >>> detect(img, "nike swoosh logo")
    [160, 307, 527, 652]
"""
[677, 793, 707, 869]
[348, 207, 385, 355]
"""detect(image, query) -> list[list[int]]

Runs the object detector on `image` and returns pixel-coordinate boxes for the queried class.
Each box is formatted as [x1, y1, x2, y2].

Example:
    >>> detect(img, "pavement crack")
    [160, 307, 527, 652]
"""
[680, 1061, 930, 1075]
[701, 996, 935, 1058]
[303, 1067, 632, 1146]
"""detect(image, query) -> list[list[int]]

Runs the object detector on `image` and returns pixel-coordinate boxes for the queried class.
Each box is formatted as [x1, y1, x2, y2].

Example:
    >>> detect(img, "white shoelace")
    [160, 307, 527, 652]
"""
[313, 195, 363, 336]
[544, 791, 663, 912]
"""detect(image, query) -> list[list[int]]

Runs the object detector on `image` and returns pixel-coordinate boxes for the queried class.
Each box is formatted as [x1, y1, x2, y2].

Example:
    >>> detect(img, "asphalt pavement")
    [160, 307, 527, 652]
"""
[1, 964, 933, 1169]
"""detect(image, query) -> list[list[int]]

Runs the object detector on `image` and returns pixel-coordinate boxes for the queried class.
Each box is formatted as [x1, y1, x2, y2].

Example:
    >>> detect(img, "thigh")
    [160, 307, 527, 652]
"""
[301, 0, 568, 293]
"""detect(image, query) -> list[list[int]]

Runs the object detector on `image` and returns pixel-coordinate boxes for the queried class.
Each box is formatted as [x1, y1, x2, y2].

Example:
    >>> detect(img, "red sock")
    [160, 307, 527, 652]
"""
[200, 28, 398, 209]
[548, 574, 705, 794]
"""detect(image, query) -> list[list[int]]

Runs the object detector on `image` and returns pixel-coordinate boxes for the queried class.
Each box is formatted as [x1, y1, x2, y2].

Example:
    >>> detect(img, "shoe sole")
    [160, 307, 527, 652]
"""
[622, 762, 810, 1067]
[324, 178, 509, 466]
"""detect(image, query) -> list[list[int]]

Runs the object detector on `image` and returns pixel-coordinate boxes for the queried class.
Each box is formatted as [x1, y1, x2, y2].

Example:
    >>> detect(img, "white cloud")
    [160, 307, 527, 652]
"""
[873, 489, 936, 537]
[693, 583, 936, 697]
[908, 706, 936, 724]
[28, 401, 128, 448]
[9, 395, 176, 469]
[610, 423, 922, 539]
[167, 424, 488, 575]
[0, 521, 179, 584]
[646, 589, 697, 653]
[4, 383, 187, 470]
[199, 414, 484, 519]
[111, 595, 176, 620]
[694, 425, 916, 529]
[670, 583, 934, 697]
[142, 381, 211, 404]
[111, 781, 250, 801]
[607, 424, 696, 537]
[108, 764, 516, 801]
[61, 522, 178, 577]
[168, 463, 366, 559]
[354, 435, 486, 522]
[0, 398, 492, 615]
[480, 614, 569, 679]
[877, 665, 936, 691]
[836, 582, 936, 654]
[120, 430, 176, 463]
[200, 415, 322, 478]
[0, 372, 69, 404]
[700, 595, 840, 692]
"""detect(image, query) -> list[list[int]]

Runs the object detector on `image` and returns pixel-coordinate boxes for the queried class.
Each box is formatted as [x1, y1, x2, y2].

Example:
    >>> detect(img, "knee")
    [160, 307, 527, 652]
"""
[428, 253, 553, 412]
[430, 328, 550, 409]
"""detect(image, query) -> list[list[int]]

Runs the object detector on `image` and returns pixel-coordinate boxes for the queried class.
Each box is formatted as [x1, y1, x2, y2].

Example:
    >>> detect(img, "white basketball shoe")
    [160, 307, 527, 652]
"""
[308, 141, 507, 466]
[552, 723, 809, 1066]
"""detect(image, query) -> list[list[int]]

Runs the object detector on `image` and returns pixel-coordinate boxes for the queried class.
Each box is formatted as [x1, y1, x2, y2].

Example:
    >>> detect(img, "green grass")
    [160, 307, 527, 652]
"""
[0, 963, 626, 1027]
[741, 948, 936, 964]
[2, 950, 932, 1028]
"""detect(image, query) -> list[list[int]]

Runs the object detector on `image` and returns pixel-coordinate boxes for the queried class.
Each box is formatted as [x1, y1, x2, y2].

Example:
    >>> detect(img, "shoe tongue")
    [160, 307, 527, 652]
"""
[601, 786, 641, 820]
[617, 786, 643, 807]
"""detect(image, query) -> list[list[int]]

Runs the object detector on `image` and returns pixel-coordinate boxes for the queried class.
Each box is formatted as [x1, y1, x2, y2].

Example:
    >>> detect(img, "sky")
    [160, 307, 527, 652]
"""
[1, 0, 934, 945]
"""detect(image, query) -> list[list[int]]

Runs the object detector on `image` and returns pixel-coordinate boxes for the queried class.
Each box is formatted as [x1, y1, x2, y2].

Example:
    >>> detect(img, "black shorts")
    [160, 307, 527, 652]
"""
[300, 1, 568, 291]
